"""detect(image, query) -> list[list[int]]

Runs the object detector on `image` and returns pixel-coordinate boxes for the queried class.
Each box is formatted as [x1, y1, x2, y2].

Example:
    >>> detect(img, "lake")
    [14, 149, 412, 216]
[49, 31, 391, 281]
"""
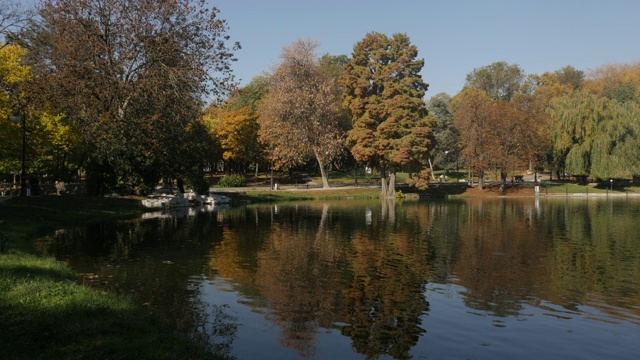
[34, 197, 640, 359]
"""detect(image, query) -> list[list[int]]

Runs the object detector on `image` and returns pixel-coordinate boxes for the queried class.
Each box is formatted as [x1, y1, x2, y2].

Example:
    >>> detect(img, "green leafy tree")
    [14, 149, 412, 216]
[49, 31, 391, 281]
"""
[23, 0, 238, 195]
[554, 65, 584, 91]
[427, 93, 459, 179]
[551, 91, 640, 181]
[465, 61, 525, 102]
[340, 32, 433, 197]
[258, 39, 344, 188]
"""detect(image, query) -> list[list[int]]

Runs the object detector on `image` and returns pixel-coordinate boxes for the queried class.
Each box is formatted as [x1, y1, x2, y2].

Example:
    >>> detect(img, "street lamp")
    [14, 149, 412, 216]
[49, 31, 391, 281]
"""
[11, 112, 27, 197]
[270, 147, 277, 190]
[610, 179, 613, 193]
[443, 150, 449, 182]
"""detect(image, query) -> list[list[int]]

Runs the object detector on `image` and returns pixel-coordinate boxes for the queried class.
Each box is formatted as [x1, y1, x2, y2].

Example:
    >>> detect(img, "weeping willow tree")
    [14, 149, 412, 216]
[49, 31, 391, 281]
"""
[551, 90, 640, 181]
[590, 102, 640, 180]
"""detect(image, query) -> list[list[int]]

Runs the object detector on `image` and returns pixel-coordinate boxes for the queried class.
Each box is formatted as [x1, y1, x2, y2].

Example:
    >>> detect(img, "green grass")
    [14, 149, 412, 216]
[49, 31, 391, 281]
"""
[0, 253, 225, 360]
[215, 186, 383, 203]
[542, 182, 640, 195]
[0, 196, 228, 360]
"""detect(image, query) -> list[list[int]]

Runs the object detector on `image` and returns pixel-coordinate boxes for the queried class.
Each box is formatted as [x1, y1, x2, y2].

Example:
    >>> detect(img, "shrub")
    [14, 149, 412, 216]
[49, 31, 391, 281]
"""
[217, 174, 246, 187]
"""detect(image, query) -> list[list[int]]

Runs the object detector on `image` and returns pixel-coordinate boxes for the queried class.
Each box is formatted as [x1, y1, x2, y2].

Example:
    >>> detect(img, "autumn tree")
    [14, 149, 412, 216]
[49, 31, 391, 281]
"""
[22, 0, 238, 195]
[258, 39, 344, 188]
[0, 43, 30, 177]
[520, 70, 574, 180]
[584, 62, 640, 104]
[450, 88, 495, 189]
[340, 32, 433, 197]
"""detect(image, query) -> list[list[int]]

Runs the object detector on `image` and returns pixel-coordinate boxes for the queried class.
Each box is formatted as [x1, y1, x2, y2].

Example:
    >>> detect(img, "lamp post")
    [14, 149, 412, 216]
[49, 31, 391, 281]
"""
[270, 163, 274, 190]
[443, 150, 449, 182]
[11, 112, 27, 197]
[270, 147, 277, 191]
[610, 179, 613, 193]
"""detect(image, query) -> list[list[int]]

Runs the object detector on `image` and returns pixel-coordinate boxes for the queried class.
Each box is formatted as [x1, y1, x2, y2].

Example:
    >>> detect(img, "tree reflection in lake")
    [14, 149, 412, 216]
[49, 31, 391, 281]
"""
[34, 198, 640, 359]
[209, 200, 431, 358]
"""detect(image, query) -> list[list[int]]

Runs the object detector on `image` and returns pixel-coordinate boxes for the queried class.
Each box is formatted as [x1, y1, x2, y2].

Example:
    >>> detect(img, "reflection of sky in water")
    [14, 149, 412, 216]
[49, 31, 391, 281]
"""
[198, 278, 640, 360]
[417, 283, 640, 360]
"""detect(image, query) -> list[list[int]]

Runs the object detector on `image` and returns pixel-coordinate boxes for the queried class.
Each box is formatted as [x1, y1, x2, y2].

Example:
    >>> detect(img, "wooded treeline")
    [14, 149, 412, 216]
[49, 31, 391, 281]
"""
[2, 0, 639, 196]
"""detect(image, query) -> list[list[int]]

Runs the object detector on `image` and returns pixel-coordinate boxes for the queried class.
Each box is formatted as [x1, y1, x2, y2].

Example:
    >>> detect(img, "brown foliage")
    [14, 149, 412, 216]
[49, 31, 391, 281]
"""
[258, 39, 344, 187]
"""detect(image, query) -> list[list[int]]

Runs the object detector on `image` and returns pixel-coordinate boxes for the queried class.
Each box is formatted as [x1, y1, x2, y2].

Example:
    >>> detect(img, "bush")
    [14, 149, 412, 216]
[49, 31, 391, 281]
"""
[217, 174, 246, 188]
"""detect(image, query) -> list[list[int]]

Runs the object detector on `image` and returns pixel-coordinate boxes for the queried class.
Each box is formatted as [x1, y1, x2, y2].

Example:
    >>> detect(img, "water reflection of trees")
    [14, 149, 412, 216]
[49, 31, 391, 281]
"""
[449, 198, 640, 321]
[35, 198, 640, 358]
[211, 198, 640, 358]
[209, 201, 433, 359]
[34, 214, 239, 357]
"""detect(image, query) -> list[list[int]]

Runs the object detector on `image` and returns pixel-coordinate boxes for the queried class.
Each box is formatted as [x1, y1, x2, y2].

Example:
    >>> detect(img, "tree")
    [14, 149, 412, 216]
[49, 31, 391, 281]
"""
[450, 87, 496, 190]
[465, 61, 525, 102]
[340, 32, 433, 197]
[204, 105, 261, 174]
[427, 93, 459, 180]
[551, 90, 640, 182]
[520, 70, 574, 180]
[554, 65, 584, 91]
[585, 62, 640, 105]
[0, 43, 30, 178]
[23, 0, 238, 194]
[258, 39, 344, 188]
[0, 0, 32, 47]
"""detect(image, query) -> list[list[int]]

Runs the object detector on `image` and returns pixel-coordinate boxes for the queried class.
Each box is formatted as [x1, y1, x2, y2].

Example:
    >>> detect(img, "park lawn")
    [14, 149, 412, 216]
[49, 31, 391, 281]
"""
[0, 196, 227, 360]
[542, 182, 640, 195]
[214, 186, 383, 203]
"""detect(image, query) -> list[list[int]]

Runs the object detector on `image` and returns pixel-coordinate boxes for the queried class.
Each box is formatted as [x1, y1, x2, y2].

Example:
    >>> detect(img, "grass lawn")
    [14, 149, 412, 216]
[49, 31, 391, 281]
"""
[542, 182, 640, 195]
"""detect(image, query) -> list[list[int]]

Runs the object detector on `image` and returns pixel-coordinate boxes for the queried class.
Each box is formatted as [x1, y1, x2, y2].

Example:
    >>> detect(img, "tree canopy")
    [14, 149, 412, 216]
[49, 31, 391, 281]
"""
[340, 32, 433, 196]
[465, 61, 525, 102]
[19, 0, 239, 194]
[258, 39, 344, 188]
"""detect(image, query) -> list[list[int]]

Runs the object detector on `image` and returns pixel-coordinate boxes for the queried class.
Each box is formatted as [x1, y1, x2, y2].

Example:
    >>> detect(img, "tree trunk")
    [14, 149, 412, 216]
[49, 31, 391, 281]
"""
[500, 170, 507, 193]
[177, 178, 185, 193]
[427, 157, 437, 180]
[313, 149, 330, 188]
[381, 172, 388, 197]
[478, 170, 484, 191]
[381, 170, 396, 198]
[319, 162, 330, 188]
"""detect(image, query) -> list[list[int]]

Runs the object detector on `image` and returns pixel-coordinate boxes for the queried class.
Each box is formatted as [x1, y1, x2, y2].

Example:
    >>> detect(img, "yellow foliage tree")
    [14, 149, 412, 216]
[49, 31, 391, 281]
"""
[203, 105, 261, 174]
[0, 43, 30, 175]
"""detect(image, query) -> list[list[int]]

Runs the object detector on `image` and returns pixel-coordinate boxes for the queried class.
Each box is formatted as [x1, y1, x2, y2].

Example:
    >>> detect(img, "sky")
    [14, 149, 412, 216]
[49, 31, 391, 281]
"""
[214, 0, 640, 98]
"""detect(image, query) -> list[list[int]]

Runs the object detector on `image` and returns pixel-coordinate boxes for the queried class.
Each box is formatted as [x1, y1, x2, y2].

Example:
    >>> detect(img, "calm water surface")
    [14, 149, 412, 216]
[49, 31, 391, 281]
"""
[35, 198, 640, 359]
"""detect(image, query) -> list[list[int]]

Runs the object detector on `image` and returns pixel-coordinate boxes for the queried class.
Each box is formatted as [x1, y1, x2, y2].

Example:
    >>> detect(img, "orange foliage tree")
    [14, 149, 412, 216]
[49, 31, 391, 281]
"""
[258, 39, 344, 188]
[340, 32, 433, 197]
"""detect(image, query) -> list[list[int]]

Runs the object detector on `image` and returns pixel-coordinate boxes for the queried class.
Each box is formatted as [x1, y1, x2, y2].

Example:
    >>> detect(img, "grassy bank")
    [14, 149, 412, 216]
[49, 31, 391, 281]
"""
[542, 182, 640, 195]
[0, 196, 227, 360]
[213, 186, 384, 203]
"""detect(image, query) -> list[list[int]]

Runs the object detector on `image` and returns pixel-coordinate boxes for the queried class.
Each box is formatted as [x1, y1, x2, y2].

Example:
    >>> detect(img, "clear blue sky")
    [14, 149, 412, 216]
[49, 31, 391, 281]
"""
[215, 0, 640, 99]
